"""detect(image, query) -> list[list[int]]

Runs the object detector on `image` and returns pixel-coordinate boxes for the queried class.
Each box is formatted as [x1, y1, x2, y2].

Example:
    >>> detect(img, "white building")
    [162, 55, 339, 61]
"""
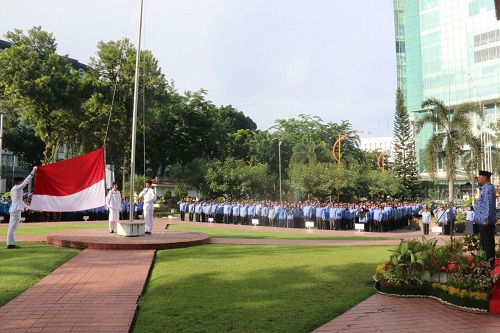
[360, 137, 394, 153]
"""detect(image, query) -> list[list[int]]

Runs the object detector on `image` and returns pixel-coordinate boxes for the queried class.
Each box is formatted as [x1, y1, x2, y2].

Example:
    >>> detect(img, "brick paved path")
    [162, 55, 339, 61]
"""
[312, 293, 500, 333]
[0, 249, 154, 333]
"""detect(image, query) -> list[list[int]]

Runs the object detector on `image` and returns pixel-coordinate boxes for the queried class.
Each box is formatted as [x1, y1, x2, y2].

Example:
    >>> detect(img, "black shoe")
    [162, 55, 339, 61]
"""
[145, 231, 151, 235]
[7, 245, 20, 249]
[109, 231, 115, 233]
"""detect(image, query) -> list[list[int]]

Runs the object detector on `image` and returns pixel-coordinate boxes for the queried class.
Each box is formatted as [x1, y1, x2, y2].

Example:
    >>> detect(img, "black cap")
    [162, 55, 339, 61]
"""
[14, 177, 24, 182]
[478, 170, 492, 178]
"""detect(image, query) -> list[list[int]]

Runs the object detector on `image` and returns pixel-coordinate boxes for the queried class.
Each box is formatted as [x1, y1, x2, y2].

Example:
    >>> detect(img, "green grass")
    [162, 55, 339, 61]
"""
[133, 244, 391, 333]
[168, 224, 394, 240]
[0, 222, 107, 236]
[0, 242, 80, 306]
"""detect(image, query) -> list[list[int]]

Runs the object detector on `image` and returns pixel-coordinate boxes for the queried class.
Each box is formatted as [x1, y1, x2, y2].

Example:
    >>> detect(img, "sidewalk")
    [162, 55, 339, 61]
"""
[0, 249, 154, 333]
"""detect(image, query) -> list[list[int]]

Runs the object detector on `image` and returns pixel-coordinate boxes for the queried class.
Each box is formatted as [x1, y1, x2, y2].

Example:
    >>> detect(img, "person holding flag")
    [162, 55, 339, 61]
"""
[6, 167, 37, 249]
[138, 180, 156, 235]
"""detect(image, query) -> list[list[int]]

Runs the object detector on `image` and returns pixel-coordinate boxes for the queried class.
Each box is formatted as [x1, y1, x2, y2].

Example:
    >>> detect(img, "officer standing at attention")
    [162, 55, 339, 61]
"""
[138, 180, 156, 235]
[7, 167, 37, 249]
[473, 170, 497, 269]
[106, 182, 121, 233]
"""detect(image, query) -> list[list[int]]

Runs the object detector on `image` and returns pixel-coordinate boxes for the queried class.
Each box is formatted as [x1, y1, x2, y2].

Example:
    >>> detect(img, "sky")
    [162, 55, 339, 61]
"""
[1, 0, 397, 138]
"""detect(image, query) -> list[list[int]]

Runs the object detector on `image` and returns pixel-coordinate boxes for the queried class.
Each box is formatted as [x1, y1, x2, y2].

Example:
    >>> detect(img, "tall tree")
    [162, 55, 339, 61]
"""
[415, 98, 483, 202]
[84, 38, 170, 182]
[393, 88, 421, 199]
[0, 27, 88, 164]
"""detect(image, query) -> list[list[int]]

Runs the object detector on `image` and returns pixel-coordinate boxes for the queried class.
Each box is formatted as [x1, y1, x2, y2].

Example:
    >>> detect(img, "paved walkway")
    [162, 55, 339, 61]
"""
[0, 249, 154, 333]
[312, 293, 500, 333]
[1, 219, 500, 332]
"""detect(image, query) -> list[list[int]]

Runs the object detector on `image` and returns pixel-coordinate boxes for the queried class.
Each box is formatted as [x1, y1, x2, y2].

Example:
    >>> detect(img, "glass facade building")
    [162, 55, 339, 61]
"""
[394, 0, 500, 198]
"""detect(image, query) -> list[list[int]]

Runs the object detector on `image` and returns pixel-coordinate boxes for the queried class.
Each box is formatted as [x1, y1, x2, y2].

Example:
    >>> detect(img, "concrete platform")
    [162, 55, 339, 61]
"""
[46, 228, 211, 250]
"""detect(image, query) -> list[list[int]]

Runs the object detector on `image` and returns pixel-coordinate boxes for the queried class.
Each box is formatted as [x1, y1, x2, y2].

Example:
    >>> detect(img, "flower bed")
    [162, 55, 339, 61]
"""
[375, 280, 489, 311]
[374, 236, 498, 312]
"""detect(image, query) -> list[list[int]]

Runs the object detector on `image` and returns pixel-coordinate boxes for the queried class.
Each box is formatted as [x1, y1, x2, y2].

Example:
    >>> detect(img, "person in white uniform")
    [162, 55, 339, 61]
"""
[106, 182, 121, 233]
[7, 167, 37, 249]
[138, 180, 156, 234]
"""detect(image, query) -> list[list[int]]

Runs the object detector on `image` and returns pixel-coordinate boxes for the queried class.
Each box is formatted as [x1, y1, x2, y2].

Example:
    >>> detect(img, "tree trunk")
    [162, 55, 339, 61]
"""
[448, 179, 454, 203]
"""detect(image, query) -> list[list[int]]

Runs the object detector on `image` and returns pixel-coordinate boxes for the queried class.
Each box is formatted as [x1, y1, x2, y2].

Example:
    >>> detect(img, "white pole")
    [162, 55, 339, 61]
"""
[129, 0, 144, 222]
[278, 139, 282, 203]
[0, 111, 4, 192]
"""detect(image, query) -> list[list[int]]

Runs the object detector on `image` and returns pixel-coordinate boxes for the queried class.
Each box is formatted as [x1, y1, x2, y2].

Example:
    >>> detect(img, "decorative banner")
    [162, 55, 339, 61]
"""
[30, 148, 105, 212]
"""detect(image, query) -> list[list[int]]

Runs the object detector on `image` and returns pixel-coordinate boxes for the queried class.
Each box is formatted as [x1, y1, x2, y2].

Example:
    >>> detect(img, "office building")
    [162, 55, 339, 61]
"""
[394, 0, 500, 199]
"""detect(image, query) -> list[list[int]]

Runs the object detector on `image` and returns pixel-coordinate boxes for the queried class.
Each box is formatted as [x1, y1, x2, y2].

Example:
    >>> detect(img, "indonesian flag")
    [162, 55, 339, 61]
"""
[30, 148, 106, 212]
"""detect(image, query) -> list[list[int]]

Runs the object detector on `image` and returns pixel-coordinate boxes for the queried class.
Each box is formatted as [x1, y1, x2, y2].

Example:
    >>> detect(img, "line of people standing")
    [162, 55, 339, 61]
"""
[177, 199, 424, 231]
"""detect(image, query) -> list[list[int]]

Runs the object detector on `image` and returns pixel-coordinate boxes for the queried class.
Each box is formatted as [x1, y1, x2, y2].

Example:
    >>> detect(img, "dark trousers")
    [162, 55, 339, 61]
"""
[423, 223, 429, 235]
[180, 211, 186, 221]
[479, 224, 496, 268]
[316, 217, 323, 229]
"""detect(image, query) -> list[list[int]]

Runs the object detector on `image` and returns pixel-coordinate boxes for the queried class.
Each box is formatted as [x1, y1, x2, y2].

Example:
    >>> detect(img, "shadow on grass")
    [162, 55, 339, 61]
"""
[133, 245, 390, 333]
[0, 242, 80, 306]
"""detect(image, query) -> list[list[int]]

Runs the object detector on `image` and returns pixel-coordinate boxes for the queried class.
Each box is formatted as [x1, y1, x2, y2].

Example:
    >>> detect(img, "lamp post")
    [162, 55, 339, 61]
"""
[278, 138, 283, 203]
[0, 111, 5, 192]
[332, 130, 370, 164]
[272, 135, 287, 203]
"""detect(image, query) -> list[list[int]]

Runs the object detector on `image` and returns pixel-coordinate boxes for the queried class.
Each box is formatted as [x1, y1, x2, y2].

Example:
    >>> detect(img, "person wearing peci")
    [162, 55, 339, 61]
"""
[138, 180, 157, 235]
[6, 167, 37, 249]
[473, 170, 497, 270]
[106, 182, 121, 233]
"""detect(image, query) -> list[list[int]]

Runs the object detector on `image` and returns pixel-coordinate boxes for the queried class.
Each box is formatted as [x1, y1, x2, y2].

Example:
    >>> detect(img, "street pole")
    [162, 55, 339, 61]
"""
[279, 138, 283, 203]
[0, 111, 5, 192]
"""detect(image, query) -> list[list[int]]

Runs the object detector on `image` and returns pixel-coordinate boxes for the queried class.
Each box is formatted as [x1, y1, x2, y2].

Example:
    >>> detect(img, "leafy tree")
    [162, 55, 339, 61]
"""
[204, 157, 272, 199]
[85, 38, 170, 182]
[289, 141, 332, 166]
[366, 169, 405, 200]
[393, 88, 421, 199]
[415, 98, 483, 202]
[0, 27, 88, 164]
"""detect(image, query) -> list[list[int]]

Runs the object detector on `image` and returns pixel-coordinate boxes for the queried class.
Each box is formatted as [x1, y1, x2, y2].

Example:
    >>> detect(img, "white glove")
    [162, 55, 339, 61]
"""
[31, 166, 37, 176]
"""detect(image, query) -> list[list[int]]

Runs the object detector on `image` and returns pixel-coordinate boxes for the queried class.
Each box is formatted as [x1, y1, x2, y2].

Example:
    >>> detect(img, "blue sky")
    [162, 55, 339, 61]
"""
[1, 0, 396, 138]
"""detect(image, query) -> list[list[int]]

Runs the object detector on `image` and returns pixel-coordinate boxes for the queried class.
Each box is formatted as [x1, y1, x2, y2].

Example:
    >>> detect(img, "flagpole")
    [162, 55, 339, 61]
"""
[129, 0, 144, 222]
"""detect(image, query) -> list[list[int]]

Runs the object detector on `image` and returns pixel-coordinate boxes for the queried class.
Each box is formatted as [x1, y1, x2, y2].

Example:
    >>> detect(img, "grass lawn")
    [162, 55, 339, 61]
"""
[0, 222, 108, 236]
[133, 244, 391, 333]
[167, 224, 394, 240]
[0, 242, 80, 306]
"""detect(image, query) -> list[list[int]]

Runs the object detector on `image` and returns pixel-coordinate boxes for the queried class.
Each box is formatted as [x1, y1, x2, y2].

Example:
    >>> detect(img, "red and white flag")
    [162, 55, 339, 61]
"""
[30, 148, 106, 212]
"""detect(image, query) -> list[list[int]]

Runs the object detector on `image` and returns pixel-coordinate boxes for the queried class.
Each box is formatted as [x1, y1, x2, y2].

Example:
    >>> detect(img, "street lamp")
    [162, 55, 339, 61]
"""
[332, 130, 370, 164]
[272, 135, 288, 203]
[0, 111, 5, 192]
[278, 138, 284, 203]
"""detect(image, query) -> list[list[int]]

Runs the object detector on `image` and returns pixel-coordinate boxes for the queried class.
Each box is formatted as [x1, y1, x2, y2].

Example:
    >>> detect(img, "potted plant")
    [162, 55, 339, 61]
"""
[375, 237, 498, 311]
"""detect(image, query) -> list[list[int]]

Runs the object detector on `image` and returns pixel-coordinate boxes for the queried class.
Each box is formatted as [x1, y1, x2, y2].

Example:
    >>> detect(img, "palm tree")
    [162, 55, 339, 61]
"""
[289, 141, 331, 165]
[415, 98, 483, 202]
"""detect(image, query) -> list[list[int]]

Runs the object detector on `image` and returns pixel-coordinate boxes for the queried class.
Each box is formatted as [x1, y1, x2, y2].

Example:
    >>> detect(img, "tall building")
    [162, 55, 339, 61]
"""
[394, 0, 500, 199]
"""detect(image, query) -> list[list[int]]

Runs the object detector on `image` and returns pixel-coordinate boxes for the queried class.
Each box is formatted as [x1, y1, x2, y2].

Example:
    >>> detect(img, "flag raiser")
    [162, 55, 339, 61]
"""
[29, 148, 106, 212]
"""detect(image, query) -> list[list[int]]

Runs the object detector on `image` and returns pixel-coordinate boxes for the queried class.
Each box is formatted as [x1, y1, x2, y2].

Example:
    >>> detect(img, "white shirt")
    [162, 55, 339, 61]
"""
[106, 189, 121, 210]
[9, 174, 33, 213]
[138, 187, 156, 210]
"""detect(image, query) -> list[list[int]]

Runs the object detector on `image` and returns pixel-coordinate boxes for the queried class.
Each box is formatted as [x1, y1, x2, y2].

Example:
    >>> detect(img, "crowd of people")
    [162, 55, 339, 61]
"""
[176, 199, 431, 232]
